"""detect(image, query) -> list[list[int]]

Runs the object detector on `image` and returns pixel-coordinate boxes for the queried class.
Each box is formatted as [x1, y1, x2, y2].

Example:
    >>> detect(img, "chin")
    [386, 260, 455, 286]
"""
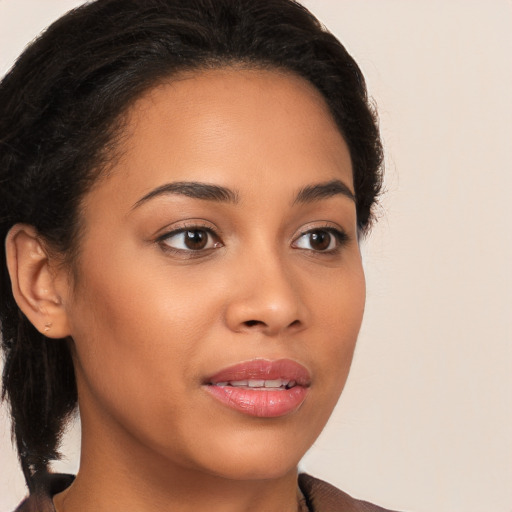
[188, 421, 315, 482]
[206, 454, 300, 482]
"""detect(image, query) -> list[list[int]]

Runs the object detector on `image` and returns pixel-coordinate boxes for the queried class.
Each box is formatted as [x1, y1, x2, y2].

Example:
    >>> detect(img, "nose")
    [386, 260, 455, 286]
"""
[224, 249, 308, 336]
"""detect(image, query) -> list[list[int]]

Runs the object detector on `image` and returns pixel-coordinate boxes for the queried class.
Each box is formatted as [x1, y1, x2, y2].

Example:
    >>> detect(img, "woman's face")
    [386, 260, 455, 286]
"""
[61, 68, 366, 481]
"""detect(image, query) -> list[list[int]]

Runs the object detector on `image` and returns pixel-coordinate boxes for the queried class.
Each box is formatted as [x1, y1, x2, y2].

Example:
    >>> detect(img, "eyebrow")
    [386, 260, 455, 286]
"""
[293, 179, 355, 205]
[132, 178, 355, 210]
[132, 181, 239, 209]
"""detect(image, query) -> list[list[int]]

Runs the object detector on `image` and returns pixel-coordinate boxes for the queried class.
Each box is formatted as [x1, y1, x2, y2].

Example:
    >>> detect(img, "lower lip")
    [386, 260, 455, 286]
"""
[205, 385, 308, 418]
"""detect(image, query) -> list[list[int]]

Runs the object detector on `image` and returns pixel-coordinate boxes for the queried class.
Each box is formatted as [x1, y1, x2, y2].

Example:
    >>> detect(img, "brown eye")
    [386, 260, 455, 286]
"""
[183, 230, 208, 250]
[308, 231, 331, 251]
[293, 228, 346, 252]
[160, 228, 221, 252]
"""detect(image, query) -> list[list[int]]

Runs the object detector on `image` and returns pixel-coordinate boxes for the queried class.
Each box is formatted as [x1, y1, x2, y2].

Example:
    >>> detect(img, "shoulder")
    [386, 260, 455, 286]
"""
[13, 473, 74, 512]
[298, 473, 404, 512]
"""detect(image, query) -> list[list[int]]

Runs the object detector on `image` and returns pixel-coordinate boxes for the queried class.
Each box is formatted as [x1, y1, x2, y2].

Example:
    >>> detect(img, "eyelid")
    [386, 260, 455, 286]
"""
[155, 220, 223, 256]
[154, 219, 220, 240]
[293, 221, 348, 238]
[291, 222, 349, 252]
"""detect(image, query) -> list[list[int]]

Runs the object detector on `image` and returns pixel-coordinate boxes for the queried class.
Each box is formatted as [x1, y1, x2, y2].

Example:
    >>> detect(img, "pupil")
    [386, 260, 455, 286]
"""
[310, 231, 330, 251]
[185, 230, 207, 250]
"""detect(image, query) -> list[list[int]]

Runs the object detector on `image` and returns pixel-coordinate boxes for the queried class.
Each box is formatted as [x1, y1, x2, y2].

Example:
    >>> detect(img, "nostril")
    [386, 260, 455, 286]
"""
[244, 320, 263, 328]
[242, 319, 301, 330]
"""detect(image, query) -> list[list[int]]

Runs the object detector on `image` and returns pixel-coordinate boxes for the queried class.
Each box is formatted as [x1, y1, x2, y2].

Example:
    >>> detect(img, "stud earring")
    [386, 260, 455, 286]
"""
[44, 322, 52, 333]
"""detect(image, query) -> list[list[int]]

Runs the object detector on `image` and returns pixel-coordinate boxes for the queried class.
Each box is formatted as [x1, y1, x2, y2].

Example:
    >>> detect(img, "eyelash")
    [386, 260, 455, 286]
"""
[292, 226, 349, 254]
[156, 223, 349, 258]
[156, 223, 222, 257]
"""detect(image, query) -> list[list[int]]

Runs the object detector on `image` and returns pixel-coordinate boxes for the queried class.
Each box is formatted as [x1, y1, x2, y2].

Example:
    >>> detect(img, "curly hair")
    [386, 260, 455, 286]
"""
[0, 0, 383, 490]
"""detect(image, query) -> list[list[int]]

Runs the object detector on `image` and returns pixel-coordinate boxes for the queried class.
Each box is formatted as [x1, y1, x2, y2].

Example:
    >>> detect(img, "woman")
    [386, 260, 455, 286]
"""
[0, 0, 392, 510]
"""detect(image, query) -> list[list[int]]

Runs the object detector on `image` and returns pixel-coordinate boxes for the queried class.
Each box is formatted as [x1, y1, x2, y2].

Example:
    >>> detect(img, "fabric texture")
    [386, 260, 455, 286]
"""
[298, 474, 401, 511]
[14, 472, 401, 511]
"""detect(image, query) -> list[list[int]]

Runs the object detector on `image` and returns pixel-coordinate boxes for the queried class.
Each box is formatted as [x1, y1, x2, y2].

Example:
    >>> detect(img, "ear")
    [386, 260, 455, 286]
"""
[5, 224, 72, 338]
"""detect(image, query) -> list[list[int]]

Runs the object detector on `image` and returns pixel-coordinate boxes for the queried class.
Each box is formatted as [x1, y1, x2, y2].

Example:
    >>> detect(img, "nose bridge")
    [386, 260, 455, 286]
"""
[225, 239, 305, 335]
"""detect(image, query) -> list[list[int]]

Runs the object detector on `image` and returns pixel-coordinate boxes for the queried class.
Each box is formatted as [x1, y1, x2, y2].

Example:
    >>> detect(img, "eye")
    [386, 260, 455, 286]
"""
[159, 227, 222, 252]
[292, 228, 347, 252]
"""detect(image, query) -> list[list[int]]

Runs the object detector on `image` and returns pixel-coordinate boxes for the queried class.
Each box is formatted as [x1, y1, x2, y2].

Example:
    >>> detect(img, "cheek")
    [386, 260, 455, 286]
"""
[306, 258, 366, 390]
[66, 247, 218, 420]
[310, 253, 365, 330]
[70, 238, 216, 346]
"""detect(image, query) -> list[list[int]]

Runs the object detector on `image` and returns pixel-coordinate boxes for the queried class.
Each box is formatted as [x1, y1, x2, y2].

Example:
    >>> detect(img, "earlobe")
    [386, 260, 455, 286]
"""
[5, 224, 71, 339]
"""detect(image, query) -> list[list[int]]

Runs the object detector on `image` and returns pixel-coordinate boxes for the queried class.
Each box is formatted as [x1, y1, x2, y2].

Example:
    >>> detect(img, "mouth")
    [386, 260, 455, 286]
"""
[212, 378, 297, 390]
[204, 359, 311, 418]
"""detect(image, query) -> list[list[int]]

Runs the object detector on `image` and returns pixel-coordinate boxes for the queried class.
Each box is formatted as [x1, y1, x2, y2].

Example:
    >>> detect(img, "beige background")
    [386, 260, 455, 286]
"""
[1, 1, 511, 511]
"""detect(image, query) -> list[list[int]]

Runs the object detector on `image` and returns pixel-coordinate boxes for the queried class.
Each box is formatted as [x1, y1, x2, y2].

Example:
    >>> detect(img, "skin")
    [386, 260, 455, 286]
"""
[8, 68, 365, 512]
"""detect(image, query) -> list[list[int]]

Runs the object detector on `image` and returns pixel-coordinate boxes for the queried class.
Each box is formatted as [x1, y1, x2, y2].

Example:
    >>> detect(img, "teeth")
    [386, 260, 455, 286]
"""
[230, 380, 248, 387]
[248, 379, 265, 387]
[264, 379, 283, 388]
[214, 379, 295, 389]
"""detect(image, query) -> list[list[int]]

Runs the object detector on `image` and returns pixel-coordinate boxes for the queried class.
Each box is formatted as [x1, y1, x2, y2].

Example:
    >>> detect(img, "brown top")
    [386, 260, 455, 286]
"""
[15, 472, 401, 512]
[298, 474, 401, 512]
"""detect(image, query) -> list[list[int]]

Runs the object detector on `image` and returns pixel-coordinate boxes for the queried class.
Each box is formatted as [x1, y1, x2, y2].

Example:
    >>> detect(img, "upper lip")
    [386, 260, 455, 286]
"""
[205, 358, 311, 387]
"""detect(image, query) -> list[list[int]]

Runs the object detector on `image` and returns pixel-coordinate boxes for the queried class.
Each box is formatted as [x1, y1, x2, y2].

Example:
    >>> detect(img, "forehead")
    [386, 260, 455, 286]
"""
[90, 67, 353, 209]
[129, 67, 338, 134]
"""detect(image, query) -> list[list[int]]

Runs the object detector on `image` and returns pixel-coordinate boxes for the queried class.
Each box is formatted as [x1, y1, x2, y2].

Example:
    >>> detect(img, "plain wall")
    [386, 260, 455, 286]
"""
[1, 1, 511, 511]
